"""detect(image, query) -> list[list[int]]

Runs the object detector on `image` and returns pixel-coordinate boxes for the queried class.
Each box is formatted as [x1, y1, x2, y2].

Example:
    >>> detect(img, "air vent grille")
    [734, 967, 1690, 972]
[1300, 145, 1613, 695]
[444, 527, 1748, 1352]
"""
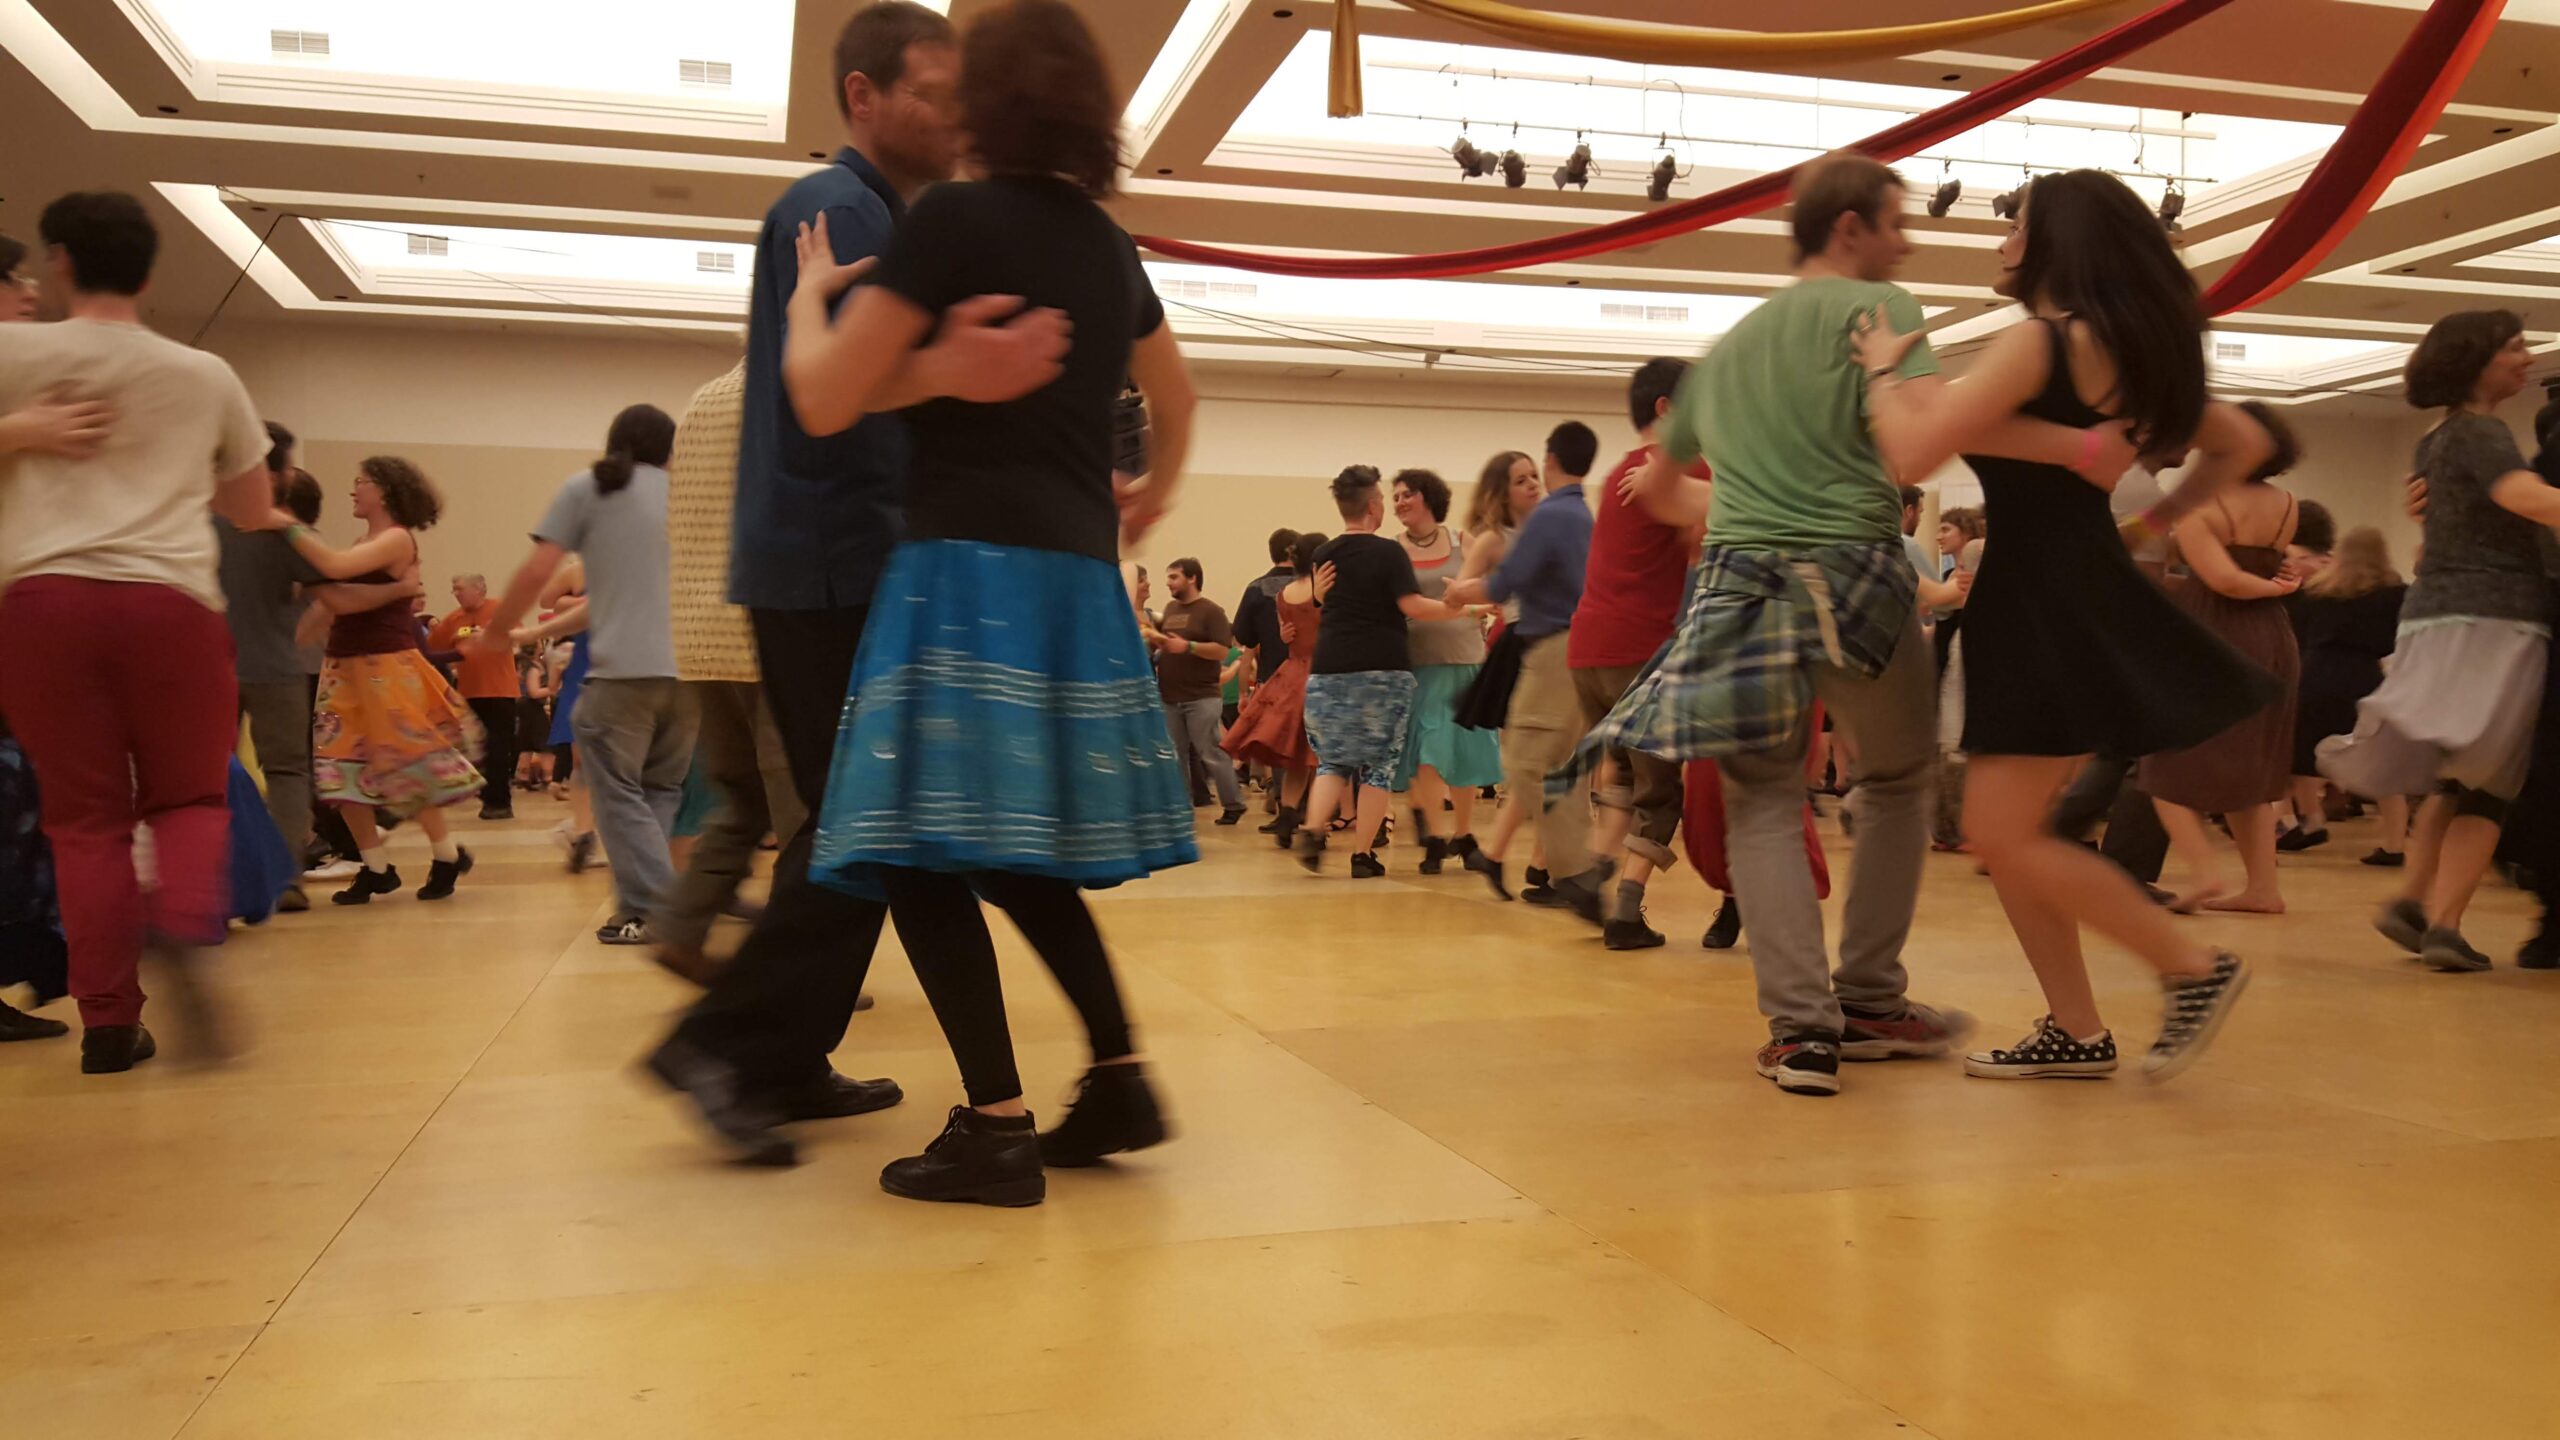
[678, 59, 733, 88]
[1601, 303, 1690, 323]
[696, 251, 737, 274]
[406, 234, 449, 257]
[270, 29, 330, 57]
[2212, 340, 2247, 361]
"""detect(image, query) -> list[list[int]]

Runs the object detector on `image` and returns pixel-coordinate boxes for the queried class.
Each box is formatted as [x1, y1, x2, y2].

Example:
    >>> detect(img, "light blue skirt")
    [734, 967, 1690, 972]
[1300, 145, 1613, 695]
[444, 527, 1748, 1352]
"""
[812, 541, 1200, 896]
[1393, 663, 1505, 790]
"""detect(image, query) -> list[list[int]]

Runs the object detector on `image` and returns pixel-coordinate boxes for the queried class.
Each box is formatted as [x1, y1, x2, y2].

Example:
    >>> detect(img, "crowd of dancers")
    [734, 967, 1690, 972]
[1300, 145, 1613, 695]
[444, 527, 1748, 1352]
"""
[3, 0, 2558, 1202]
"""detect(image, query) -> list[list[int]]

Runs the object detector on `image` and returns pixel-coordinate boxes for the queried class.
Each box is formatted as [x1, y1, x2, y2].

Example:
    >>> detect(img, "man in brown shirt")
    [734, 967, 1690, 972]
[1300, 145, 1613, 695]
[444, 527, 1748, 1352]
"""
[1147, 557, 1246, 824]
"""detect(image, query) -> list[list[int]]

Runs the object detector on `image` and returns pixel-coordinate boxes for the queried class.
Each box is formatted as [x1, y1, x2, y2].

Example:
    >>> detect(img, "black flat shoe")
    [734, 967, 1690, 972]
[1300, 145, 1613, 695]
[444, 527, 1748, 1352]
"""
[0, 1000, 69, 1043]
[2361, 848, 2406, 869]
[881, 1106, 1045, 1207]
[417, 848, 474, 901]
[1293, 830, 1327, 874]
[332, 866, 402, 905]
[1417, 835, 1449, 875]
[1215, 806, 1247, 827]
[642, 1037, 797, 1166]
[1701, 895, 1743, 950]
[1350, 851, 1386, 879]
[771, 1071, 904, 1122]
[81, 1023, 156, 1074]
[1039, 1062, 1171, 1168]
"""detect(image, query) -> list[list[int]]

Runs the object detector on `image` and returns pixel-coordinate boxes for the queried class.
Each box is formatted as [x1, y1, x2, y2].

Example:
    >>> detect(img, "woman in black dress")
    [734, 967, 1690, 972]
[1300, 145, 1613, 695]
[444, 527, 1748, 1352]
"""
[1854, 169, 2277, 1083]
[2285, 527, 2408, 862]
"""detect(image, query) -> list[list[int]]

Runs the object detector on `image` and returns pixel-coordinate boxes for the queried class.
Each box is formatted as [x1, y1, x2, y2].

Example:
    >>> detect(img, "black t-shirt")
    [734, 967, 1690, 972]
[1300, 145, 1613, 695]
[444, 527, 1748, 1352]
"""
[1311, 534, 1420, 675]
[1234, 567, 1293, 679]
[869, 176, 1165, 564]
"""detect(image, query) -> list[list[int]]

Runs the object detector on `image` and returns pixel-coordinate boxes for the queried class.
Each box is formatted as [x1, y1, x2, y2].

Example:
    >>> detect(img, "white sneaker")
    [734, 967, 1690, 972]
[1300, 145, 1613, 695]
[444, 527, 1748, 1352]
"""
[302, 858, 361, 881]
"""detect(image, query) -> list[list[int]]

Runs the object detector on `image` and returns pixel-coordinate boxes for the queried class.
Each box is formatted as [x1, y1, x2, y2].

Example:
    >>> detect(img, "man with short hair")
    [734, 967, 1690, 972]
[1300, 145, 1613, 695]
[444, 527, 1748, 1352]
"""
[1231, 527, 1298, 818]
[0, 190, 275, 1073]
[429, 571, 521, 820]
[1148, 557, 1246, 825]
[1445, 421, 1599, 904]
[640, 1, 1069, 1165]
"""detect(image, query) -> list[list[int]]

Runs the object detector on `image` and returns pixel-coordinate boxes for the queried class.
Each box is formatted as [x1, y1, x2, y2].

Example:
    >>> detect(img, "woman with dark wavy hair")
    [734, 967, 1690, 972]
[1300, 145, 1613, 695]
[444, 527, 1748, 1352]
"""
[780, 0, 1195, 1206]
[1852, 168, 2281, 1083]
[275, 456, 485, 905]
[2321, 309, 2560, 972]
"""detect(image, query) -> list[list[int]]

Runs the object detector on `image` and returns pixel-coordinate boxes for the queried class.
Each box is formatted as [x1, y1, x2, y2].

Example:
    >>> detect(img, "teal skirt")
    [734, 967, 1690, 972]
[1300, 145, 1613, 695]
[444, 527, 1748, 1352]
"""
[812, 541, 1200, 896]
[1394, 663, 1504, 789]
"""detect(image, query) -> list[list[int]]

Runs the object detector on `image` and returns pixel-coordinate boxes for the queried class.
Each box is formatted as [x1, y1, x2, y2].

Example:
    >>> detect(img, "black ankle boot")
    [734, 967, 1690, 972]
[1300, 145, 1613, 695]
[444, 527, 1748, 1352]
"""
[1039, 1062, 1171, 1168]
[332, 865, 402, 905]
[1294, 829, 1327, 874]
[1418, 835, 1450, 875]
[1350, 851, 1386, 879]
[1702, 895, 1743, 950]
[0, 1000, 68, 1043]
[417, 847, 474, 901]
[881, 1106, 1045, 1207]
[1271, 805, 1301, 849]
[81, 1023, 157, 1074]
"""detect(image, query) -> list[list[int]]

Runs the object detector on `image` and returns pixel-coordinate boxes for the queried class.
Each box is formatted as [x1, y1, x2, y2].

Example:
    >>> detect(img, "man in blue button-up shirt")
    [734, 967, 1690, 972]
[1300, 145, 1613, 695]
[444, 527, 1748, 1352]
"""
[652, 1, 1069, 1165]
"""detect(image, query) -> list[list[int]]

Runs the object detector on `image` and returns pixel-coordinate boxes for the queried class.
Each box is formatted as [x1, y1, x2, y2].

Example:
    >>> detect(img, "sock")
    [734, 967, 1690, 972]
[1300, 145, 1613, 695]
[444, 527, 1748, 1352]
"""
[1611, 879, 1648, 924]
[432, 837, 461, 863]
[2073, 1028, 2110, 1046]
[359, 846, 389, 874]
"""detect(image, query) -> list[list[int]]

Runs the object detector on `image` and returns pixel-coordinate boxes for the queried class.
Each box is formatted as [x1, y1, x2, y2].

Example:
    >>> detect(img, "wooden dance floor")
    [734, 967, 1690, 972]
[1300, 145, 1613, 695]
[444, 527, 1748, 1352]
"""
[6, 795, 2555, 1438]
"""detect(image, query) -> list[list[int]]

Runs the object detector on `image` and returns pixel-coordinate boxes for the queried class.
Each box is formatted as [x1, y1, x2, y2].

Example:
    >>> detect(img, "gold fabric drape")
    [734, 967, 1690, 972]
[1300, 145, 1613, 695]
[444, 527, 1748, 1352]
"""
[1328, 0, 2138, 115]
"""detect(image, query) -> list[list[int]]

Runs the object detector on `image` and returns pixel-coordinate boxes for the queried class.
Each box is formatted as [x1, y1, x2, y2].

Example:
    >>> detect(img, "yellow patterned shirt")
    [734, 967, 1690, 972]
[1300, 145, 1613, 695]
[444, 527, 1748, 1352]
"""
[668, 360, 759, 682]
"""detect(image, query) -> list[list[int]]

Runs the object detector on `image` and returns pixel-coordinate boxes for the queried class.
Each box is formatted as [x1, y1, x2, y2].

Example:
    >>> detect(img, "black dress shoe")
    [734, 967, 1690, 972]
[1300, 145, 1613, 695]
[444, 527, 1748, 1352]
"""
[1701, 895, 1743, 950]
[1215, 806, 1248, 826]
[642, 1037, 797, 1166]
[1293, 830, 1327, 874]
[1039, 1062, 1171, 1168]
[881, 1106, 1045, 1207]
[0, 1000, 69, 1043]
[771, 1072, 904, 1122]
[478, 805, 515, 822]
[1604, 916, 1667, 950]
[1417, 835, 1449, 875]
[332, 866, 402, 905]
[1471, 852, 1513, 901]
[1525, 866, 1550, 890]
[1544, 865, 1612, 925]
[81, 1023, 156, 1074]
[1349, 851, 1386, 879]
[417, 848, 474, 901]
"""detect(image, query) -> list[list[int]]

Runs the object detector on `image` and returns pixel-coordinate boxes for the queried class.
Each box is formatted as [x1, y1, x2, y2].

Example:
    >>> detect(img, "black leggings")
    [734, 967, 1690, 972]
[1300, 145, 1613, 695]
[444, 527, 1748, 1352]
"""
[880, 867, 1134, 1108]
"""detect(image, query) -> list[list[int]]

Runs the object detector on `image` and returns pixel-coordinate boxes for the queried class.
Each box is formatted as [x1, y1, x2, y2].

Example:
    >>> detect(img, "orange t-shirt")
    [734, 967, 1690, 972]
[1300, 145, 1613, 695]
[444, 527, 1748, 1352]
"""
[429, 600, 517, 700]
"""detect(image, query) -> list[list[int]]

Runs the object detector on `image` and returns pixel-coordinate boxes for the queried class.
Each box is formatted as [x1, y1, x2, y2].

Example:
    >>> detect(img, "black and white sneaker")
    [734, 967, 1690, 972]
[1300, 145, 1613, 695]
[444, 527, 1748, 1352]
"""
[1755, 1034, 1841, 1096]
[2143, 952, 2250, 1082]
[598, 914, 652, 946]
[1964, 1015, 2117, 1079]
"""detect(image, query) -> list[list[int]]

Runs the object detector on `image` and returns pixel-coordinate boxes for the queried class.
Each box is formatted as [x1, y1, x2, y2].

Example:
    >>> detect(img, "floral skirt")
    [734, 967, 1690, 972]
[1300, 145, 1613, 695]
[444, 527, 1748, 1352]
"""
[314, 650, 487, 818]
[813, 541, 1199, 895]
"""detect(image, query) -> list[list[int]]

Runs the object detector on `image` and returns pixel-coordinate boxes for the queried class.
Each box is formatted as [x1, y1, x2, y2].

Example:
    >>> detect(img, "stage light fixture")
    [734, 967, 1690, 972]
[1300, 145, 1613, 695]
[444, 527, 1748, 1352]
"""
[1450, 136, 1498, 179]
[1646, 154, 1676, 203]
[2157, 185, 2185, 231]
[1990, 187, 2022, 220]
[1552, 141, 1592, 190]
[1928, 178, 1962, 218]
[1500, 150, 1527, 188]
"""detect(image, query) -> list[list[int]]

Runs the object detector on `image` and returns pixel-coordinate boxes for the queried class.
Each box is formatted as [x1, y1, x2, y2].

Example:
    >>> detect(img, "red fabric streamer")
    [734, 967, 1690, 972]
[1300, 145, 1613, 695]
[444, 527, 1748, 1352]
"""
[2200, 0, 2506, 315]
[1136, 0, 2242, 279]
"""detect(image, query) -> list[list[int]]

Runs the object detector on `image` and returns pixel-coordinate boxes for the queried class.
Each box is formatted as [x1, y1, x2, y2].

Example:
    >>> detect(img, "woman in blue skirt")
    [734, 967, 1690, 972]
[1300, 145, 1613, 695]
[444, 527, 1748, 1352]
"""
[784, 0, 1197, 1208]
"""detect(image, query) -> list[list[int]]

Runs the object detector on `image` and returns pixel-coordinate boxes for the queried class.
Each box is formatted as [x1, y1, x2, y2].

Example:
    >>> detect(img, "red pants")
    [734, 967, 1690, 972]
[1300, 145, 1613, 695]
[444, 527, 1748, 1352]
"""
[0, 577, 236, 1027]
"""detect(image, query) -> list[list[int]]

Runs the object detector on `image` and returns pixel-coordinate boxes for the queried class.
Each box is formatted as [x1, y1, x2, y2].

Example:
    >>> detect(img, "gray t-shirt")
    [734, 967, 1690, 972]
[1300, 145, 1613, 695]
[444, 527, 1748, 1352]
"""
[2404, 415, 2547, 626]
[534, 463, 677, 679]
[215, 519, 325, 684]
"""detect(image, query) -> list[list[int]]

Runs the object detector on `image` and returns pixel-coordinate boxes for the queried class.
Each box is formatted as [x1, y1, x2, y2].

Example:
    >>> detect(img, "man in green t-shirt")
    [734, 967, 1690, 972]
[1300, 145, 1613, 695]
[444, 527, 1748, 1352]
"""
[1609, 155, 1973, 1098]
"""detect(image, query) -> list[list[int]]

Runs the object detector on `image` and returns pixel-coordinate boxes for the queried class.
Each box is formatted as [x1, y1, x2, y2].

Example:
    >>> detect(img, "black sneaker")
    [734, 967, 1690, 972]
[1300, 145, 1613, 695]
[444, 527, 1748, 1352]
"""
[566, 831, 599, 874]
[2143, 952, 2250, 1082]
[1215, 806, 1247, 827]
[880, 1106, 1046, 1207]
[1038, 1062, 1171, 1168]
[598, 914, 653, 946]
[1293, 830, 1326, 874]
[478, 804, 514, 822]
[1701, 895, 1743, 950]
[1603, 914, 1665, 950]
[2420, 926, 2493, 973]
[2374, 898, 2428, 954]
[2361, 848, 2406, 869]
[1964, 1015, 2118, 1079]
[0, 1000, 68, 1043]
[1349, 851, 1386, 879]
[1755, 1034, 1841, 1096]
[2275, 826, 2329, 853]
[332, 866, 402, 905]
[80, 1023, 156, 1074]
[1417, 835, 1449, 875]
[417, 847, 474, 901]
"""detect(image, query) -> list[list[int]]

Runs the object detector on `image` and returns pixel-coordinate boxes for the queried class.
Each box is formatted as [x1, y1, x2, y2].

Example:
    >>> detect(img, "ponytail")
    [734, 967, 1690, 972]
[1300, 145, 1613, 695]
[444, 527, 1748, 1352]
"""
[592, 402, 676, 498]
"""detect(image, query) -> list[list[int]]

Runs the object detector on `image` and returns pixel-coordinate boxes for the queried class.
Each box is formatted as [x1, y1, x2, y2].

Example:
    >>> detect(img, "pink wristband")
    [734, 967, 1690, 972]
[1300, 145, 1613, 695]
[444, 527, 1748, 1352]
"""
[2077, 427, 2105, 475]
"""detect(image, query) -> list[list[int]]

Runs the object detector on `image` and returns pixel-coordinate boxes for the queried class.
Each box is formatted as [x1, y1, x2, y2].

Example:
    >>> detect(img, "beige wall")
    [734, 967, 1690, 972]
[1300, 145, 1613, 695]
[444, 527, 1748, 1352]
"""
[210, 320, 2547, 615]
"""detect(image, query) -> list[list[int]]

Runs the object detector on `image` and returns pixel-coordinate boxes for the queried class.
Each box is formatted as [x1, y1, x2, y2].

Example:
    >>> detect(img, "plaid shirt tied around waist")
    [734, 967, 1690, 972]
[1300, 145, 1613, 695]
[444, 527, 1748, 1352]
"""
[1549, 541, 1917, 800]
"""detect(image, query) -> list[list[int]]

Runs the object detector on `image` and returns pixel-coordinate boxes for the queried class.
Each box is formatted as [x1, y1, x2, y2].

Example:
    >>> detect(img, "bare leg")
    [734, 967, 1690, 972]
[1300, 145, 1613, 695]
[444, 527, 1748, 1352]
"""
[338, 802, 382, 854]
[1449, 784, 1477, 837]
[2401, 792, 2456, 909]
[2204, 803, 2285, 914]
[1353, 784, 1392, 853]
[2288, 776, 2329, 834]
[415, 806, 451, 846]
[1302, 773, 1351, 834]
[2153, 799, 2235, 911]
[1483, 794, 1530, 863]
[2429, 815, 2504, 931]
[1408, 766, 1452, 839]
[1973, 757, 2218, 1002]
[2378, 793, 2411, 853]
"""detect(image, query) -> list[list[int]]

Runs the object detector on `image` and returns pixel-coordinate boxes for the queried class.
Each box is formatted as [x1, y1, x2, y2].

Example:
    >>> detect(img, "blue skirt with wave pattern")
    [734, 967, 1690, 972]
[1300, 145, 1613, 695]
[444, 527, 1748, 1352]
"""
[812, 540, 1200, 896]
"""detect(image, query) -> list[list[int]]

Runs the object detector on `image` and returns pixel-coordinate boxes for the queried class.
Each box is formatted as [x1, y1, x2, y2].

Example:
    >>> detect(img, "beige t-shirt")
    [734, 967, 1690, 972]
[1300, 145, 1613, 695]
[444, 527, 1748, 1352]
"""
[0, 318, 267, 612]
[666, 360, 758, 683]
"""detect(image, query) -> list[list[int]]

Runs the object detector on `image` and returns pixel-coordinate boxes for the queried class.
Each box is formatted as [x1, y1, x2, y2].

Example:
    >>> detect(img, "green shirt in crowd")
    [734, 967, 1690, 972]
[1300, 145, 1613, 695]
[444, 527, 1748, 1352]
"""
[1659, 277, 1939, 552]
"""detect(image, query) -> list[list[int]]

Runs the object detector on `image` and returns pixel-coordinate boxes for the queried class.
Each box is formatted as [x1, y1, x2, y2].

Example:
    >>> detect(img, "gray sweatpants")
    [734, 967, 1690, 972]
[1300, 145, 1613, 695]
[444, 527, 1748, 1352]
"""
[1721, 612, 1936, 1041]
[571, 676, 700, 925]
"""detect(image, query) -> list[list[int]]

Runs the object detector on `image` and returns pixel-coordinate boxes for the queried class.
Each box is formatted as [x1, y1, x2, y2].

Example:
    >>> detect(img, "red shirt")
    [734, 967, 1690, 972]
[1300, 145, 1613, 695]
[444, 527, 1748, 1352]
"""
[1568, 444, 1706, 670]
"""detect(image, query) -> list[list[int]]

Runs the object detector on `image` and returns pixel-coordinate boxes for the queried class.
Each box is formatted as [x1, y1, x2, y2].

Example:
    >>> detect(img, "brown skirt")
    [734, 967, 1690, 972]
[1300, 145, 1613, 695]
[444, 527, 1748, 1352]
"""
[2140, 578, 2299, 813]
